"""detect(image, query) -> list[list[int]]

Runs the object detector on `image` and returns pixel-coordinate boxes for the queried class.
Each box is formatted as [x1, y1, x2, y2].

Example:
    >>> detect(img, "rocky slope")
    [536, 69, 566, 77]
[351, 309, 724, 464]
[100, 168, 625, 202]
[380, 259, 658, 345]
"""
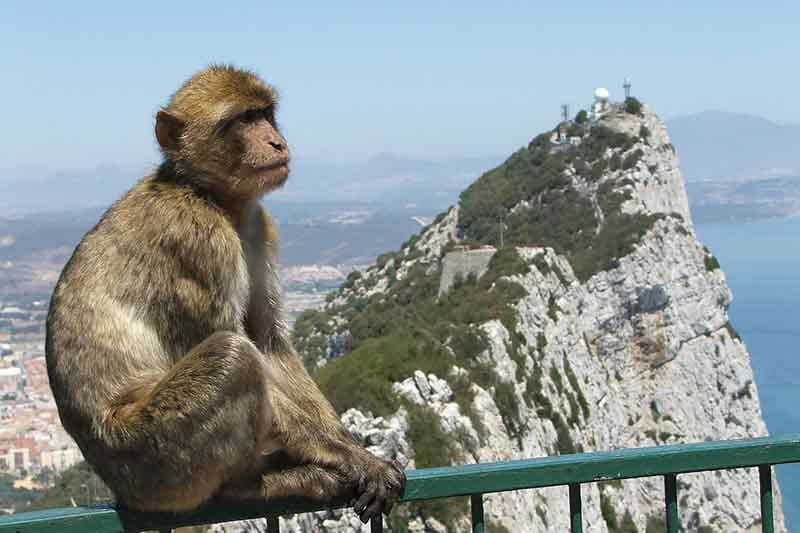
[232, 103, 784, 532]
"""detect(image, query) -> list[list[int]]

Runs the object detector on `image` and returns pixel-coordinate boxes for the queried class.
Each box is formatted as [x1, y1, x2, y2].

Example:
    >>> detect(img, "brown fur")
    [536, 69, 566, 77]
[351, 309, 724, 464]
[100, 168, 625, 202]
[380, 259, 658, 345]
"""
[46, 65, 404, 521]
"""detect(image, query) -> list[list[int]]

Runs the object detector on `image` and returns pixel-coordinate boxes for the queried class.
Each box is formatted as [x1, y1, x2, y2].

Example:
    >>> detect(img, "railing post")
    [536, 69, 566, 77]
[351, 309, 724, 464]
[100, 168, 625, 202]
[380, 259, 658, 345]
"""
[569, 483, 582, 533]
[664, 473, 679, 533]
[760, 465, 774, 533]
[471, 493, 485, 533]
[370, 516, 383, 533]
[267, 516, 280, 532]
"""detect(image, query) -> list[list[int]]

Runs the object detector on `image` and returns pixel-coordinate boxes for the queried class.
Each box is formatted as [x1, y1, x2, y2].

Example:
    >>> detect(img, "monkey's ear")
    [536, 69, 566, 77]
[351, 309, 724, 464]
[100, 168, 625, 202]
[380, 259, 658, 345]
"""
[155, 111, 185, 151]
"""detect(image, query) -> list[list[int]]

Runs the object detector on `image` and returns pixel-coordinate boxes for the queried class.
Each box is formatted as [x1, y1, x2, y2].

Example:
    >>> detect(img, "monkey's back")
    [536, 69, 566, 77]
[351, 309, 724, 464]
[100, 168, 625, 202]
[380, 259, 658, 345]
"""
[45, 174, 249, 448]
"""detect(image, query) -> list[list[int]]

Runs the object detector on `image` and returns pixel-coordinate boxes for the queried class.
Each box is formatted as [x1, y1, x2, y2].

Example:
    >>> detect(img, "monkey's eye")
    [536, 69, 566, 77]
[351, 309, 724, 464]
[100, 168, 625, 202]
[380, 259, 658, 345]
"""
[239, 109, 261, 124]
[238, 108, 274, 125]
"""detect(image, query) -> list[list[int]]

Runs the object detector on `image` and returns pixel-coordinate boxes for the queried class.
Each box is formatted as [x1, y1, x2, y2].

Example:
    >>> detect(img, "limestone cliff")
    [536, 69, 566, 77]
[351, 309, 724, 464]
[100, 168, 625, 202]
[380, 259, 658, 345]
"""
[224, 104, 784, 532]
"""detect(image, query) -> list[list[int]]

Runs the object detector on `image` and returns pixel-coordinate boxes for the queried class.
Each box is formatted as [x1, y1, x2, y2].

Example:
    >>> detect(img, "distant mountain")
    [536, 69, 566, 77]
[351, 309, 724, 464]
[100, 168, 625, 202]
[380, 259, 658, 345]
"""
[0, 165, 139, 215]
[0, 154, 501, 215]
[667, 111, 800, 181]
[276, 153, 502, 209]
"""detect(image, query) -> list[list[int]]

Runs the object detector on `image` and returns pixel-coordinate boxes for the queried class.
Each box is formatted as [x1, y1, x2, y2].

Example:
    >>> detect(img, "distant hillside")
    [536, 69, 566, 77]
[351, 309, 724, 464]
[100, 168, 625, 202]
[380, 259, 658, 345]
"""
[0, 203, 421, 269]
[667, 111, 800, 181]
[0, 154, 501, 215]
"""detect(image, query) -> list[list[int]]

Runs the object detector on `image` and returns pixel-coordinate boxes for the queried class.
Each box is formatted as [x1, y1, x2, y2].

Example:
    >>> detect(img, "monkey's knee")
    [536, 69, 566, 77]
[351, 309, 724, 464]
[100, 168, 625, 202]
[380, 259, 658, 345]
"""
[187, 330, 274, 439]
[186, 331, 270, 394]
[199, 330, 262, 364]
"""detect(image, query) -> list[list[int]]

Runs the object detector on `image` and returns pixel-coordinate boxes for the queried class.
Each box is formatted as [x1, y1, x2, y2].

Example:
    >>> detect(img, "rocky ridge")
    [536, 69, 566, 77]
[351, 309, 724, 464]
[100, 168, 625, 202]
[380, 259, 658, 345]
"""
[227, 104, 784, 532]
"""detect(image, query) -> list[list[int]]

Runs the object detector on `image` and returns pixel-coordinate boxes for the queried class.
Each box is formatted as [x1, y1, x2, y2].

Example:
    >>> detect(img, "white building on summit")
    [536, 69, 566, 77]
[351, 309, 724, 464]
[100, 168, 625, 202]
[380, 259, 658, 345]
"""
[591, 86, 611, 118]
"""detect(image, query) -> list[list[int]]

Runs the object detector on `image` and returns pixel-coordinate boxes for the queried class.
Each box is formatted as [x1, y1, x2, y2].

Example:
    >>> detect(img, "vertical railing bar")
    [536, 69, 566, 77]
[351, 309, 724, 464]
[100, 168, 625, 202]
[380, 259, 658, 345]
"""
[760, 464, 775, 533]
[664, 473, 679, 533]
[370, 515, 383, 533]
[267, 516, 280, 533]
[569, 483, 583, 533]
[471, 493, 485, 533]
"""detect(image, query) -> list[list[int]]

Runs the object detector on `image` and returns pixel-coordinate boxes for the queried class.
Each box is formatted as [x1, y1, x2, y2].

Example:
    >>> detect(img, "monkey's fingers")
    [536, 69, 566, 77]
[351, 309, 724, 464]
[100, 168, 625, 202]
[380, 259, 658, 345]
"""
[359, 480, 387, 523]
[353, 485, 374, 519]
[353, 477, 381, 523]
[381, 479, 403, 515]
[390, 460, 407, 494]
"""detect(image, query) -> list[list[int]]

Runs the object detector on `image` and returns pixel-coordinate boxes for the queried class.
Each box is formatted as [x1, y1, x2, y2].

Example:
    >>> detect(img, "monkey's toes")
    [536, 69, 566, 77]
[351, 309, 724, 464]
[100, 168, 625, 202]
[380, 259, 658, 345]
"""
[354, 477, 386, 523]
[353, 460, 407, 523]
[390, 459, 407, 492]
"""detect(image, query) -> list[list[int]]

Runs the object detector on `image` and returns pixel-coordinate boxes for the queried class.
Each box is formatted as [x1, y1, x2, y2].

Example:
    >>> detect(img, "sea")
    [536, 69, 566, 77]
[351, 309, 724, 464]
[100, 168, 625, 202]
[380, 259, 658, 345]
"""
[696, 217, 800, 531]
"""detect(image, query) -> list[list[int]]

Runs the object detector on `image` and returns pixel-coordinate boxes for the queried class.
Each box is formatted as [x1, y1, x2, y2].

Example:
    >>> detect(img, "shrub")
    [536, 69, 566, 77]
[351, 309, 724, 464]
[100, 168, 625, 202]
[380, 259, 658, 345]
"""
[494, 381, 524, 446]
[567, 123, 583, 137]
[340, 269, 361, 289]
[624, 96, 643, 115]
[315, 329, 451, 416]
[590, 159, 609, 181]
[704, 253, 720, 271]
[622, 149, 644, 170]
[620, 510, 639, 533]
[645, 514, 665, 533]
[376, 251, 397, 269]
[406, 404, 453, 468]
[609, 152, 623, 171]
[575, 110, 589, 124]
[24, 462, 112, 511]
[600, 490, 620, 531]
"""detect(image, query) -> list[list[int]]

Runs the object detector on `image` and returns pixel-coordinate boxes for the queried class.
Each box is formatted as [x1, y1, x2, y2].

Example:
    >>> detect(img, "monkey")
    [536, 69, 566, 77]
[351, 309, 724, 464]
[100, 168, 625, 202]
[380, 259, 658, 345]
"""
[45, 65, 405, 523]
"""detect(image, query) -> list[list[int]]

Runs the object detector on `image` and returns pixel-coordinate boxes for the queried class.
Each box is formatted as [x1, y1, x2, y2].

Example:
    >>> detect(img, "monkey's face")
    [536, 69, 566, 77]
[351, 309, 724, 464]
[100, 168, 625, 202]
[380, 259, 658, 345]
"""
[155, 66, 290, 201]
[227, 107, 290, 194]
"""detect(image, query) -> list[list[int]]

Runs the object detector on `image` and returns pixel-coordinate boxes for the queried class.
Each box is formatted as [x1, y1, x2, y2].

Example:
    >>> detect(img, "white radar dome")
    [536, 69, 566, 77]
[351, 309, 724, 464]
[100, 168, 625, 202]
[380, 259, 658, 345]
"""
[594, 87, 610, 101]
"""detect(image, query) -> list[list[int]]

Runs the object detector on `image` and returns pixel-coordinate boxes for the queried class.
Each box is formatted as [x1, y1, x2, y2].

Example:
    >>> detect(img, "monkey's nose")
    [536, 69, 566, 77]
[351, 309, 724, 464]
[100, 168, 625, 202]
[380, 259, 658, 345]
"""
[269, 141, 286, 152]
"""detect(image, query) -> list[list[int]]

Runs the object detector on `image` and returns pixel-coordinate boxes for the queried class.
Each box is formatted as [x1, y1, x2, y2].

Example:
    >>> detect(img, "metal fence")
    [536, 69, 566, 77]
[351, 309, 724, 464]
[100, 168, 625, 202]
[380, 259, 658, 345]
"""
[1, 434, 798, 533]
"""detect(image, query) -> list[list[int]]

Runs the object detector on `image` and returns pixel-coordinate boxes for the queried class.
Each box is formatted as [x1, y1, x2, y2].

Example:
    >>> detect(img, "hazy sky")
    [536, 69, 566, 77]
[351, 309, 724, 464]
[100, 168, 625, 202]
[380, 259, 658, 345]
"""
[2, 1, 798, 176]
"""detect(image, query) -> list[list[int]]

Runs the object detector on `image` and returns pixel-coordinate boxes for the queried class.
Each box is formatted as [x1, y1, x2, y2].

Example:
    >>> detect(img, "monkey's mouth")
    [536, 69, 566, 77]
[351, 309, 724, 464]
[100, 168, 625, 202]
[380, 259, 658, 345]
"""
[247, 157, 290, 190]
[252, 157, 290, 174]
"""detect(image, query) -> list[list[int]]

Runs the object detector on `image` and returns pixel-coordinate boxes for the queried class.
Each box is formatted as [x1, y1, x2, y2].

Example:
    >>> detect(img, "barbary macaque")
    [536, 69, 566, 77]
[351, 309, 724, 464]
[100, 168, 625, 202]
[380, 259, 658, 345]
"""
[46, 65, 405, 522]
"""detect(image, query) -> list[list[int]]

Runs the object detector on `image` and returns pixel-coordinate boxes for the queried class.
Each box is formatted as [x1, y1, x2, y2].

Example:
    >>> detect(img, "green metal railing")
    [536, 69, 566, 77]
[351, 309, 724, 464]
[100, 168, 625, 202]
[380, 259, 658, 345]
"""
[1, 434, 798, 533]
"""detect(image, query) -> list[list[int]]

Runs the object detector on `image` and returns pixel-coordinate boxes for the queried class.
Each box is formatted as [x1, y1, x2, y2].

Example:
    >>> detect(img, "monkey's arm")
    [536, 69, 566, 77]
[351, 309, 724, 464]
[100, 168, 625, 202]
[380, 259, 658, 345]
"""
[242, 207, 405, 519]
[264, 336, 405, 521]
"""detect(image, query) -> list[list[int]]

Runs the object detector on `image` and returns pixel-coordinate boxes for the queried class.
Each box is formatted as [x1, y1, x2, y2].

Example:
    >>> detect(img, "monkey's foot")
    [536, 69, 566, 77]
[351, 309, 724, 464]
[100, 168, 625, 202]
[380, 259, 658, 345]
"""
[352, 459, 406, 523]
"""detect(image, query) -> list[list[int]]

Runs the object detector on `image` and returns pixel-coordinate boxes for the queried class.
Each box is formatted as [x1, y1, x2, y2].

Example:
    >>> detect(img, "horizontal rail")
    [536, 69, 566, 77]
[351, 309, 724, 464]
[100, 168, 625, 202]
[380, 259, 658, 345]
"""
[0, 434, 798, 532]
[402, 433, 800, 500]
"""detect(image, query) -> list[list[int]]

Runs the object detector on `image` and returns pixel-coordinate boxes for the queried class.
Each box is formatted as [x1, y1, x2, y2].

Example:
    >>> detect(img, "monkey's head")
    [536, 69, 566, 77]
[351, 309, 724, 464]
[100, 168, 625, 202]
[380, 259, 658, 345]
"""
[155, 65, 290, 201]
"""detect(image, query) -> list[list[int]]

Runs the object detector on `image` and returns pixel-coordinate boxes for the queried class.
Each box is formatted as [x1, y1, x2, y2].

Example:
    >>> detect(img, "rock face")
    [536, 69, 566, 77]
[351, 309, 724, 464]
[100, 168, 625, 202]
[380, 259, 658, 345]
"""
[287, 105, 785, 532]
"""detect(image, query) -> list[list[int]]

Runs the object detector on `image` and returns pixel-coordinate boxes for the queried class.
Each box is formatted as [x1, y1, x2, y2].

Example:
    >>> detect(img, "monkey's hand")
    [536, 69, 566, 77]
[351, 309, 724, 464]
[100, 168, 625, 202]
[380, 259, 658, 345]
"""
[351, 458, 406, 523]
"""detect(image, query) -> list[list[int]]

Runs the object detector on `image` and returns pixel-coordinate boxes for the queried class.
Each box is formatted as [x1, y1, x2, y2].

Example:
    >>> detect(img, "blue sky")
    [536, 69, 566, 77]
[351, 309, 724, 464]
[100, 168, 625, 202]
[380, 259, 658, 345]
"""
[1, 1, 798, 175]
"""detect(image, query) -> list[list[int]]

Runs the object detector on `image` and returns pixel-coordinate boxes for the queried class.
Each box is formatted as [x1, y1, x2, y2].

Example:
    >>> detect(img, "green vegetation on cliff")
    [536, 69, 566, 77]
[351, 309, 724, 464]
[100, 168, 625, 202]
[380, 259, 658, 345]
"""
[314, 249, 530, 433]
[459, 123, 660, 281]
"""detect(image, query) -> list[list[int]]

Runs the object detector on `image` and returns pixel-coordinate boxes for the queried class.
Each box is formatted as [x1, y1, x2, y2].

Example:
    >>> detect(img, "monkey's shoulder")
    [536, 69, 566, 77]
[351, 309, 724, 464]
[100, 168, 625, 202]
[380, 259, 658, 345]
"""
[124, 178, 240, 253]
[65, 177, 243, 289]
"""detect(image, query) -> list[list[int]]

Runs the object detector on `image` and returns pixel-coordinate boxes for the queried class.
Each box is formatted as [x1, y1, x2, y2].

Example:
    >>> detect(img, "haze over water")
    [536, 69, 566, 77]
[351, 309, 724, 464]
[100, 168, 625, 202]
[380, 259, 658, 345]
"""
[697, 217, 800, 530]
